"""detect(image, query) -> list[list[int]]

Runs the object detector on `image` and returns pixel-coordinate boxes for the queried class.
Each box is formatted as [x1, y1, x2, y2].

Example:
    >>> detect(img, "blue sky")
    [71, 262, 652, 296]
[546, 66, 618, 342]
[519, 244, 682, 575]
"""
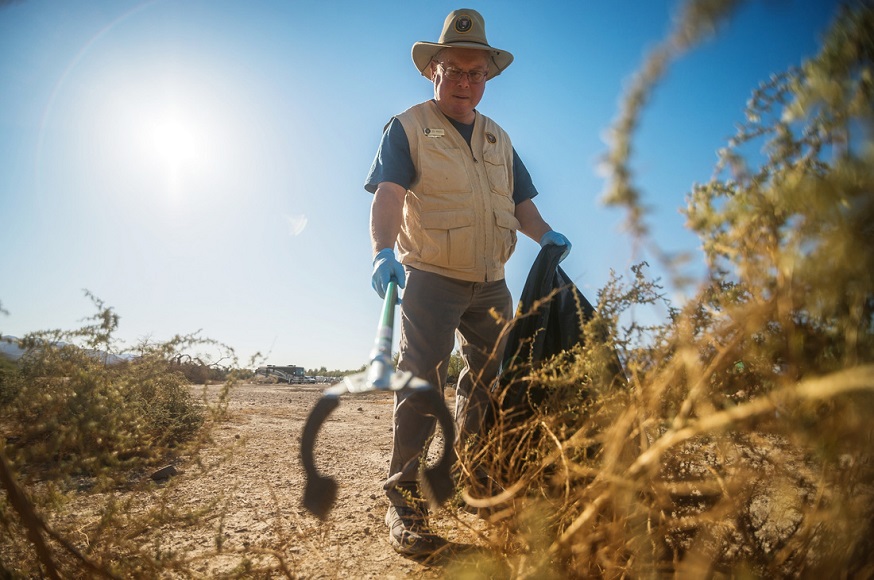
[0, 0, 838, 370]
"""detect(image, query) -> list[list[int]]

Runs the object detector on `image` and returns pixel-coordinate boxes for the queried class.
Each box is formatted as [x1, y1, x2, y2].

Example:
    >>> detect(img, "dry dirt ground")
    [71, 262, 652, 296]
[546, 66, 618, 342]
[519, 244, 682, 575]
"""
[132, 381, 491, 578]
[32, 380, 870, 577]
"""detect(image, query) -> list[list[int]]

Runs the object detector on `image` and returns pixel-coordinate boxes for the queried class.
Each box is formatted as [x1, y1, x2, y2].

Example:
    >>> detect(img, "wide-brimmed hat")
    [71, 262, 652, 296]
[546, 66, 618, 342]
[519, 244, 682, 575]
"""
[411, 9, 513, 81]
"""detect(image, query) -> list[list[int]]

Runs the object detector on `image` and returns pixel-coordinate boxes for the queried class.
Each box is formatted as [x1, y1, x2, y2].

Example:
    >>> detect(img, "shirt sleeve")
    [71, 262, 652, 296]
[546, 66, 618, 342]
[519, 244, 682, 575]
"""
[512, 148, 539, 204]
[364, 118, 416, 194]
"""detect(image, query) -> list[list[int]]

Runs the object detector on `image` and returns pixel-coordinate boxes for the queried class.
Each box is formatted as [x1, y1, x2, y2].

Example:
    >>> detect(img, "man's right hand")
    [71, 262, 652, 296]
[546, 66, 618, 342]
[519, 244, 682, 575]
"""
[371, 248, 406, 299]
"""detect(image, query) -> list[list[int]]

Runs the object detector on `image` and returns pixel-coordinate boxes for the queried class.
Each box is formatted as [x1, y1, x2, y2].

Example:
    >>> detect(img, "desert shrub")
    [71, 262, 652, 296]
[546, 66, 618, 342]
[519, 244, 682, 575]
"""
[461, 2, 874, 577]
[0, 293, 240, 578]
[0, 295, 216, 481]
[0, 353, 18, 406]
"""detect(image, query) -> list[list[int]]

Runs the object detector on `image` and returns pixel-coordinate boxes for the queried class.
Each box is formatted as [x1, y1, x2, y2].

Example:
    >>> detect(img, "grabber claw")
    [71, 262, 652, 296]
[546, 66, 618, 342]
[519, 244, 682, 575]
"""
[406, 381, 456, 508]
[299, 280, 456, 519]
[299, 394, 339, 519]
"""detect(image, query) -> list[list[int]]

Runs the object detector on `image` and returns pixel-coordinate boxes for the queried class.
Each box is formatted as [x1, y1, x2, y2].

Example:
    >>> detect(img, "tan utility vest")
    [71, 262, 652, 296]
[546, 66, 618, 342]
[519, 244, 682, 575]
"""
[395, 100, 520, 282]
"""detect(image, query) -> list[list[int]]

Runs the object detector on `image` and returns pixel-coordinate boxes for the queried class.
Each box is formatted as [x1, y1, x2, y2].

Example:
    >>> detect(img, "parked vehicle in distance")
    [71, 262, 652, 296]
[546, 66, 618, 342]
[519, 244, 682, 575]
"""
[254, 365, 306, 384]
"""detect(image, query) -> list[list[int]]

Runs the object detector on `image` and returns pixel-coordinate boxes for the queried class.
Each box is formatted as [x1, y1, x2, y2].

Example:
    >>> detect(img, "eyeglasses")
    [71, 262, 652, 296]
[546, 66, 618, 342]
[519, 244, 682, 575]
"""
[436, 63, 488, 84]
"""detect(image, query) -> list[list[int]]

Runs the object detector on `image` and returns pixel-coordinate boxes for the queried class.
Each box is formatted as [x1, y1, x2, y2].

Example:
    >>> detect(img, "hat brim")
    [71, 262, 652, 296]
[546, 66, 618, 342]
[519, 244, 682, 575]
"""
[412, 41, 514, 81]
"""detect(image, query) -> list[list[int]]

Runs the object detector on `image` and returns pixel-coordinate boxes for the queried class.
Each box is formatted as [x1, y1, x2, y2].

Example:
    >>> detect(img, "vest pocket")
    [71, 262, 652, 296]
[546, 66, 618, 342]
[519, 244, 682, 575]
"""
[494, 209, 520, 264]
[419, 209, 476, 270]
[419, 141, 472, 194]
[482, 150, 511, 197]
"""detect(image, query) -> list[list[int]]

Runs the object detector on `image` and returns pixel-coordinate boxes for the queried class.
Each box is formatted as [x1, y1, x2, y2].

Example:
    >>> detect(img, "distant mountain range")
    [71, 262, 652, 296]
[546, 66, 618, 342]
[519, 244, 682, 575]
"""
[0, 336, 25, 361]
[0, 336, 133, 365]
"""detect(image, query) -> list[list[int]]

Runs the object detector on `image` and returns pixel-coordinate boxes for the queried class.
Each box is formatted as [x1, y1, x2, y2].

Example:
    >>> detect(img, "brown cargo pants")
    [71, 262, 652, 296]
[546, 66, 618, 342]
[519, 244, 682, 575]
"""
[384, 267, 513, 496]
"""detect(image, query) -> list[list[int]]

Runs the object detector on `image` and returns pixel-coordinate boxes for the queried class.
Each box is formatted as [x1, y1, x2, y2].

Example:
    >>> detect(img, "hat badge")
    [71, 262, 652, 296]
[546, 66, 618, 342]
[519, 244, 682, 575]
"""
[455, 15, 472, 33]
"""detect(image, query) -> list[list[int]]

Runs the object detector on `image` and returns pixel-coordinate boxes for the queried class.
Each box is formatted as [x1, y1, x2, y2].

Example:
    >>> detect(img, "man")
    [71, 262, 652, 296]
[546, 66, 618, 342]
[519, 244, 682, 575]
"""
[364, 8, 571, 556]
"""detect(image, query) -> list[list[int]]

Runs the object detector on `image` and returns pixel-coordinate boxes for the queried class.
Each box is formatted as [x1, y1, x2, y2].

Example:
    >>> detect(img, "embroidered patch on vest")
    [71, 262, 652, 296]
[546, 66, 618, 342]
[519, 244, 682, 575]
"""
[486, 132, 497, 144]
[423, 127, 445, 138]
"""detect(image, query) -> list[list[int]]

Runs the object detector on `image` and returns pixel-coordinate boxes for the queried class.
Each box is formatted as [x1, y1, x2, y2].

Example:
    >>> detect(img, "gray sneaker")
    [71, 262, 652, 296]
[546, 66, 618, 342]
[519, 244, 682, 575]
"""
[385, 488, 446, 556]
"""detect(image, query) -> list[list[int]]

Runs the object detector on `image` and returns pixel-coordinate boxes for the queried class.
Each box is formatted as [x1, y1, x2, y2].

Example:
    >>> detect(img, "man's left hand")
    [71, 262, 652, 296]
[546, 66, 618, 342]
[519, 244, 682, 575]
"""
[539, 230, 572, 263]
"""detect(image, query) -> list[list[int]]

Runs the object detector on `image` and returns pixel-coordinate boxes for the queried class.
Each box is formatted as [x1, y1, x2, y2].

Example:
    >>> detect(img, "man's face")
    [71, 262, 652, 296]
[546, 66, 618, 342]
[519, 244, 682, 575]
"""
[430, 48, 490, 124]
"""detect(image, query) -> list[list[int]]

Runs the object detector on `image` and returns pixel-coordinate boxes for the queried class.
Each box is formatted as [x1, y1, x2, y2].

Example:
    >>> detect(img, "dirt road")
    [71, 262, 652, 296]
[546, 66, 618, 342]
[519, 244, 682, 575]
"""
[140, 382, 488, 578]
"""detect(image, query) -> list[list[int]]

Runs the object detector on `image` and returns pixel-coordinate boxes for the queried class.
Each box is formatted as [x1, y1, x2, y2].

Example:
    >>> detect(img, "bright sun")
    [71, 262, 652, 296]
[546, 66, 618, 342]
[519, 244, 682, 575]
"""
[135, 103, 214, 198]
[97, 71, 234, 204]
[149, 114, 199, 167]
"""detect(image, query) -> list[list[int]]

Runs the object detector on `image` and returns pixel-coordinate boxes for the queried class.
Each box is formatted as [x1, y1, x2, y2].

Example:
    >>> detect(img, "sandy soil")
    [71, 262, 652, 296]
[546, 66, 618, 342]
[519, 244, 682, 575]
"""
[27, 379, 870, 577]
[134, 381, 489, 578]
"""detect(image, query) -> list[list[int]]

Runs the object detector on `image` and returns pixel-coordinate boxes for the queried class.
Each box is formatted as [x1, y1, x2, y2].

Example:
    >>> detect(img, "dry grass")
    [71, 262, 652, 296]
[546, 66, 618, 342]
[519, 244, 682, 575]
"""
[447, 2, 874, 577]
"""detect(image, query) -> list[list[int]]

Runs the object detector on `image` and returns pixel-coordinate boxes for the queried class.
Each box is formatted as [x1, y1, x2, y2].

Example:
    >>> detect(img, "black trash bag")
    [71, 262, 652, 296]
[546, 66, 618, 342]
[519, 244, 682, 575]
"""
[489, 244, 597, 423]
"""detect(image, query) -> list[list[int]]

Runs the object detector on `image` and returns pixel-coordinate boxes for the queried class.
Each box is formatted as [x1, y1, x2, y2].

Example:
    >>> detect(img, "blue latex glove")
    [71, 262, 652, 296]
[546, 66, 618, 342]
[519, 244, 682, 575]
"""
[371, 248, 406, 299]
[539, 230, 572, 263]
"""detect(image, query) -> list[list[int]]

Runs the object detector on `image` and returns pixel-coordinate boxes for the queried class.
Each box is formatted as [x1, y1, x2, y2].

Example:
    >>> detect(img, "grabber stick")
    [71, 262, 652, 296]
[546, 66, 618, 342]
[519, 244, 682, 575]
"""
[300, 280, 456, 520]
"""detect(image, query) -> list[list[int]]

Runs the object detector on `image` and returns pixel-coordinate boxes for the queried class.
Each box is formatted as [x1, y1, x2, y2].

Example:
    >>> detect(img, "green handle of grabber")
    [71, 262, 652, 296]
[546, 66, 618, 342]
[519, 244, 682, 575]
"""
[366, 279, 398, 390]
[380, 279, 398, 331]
